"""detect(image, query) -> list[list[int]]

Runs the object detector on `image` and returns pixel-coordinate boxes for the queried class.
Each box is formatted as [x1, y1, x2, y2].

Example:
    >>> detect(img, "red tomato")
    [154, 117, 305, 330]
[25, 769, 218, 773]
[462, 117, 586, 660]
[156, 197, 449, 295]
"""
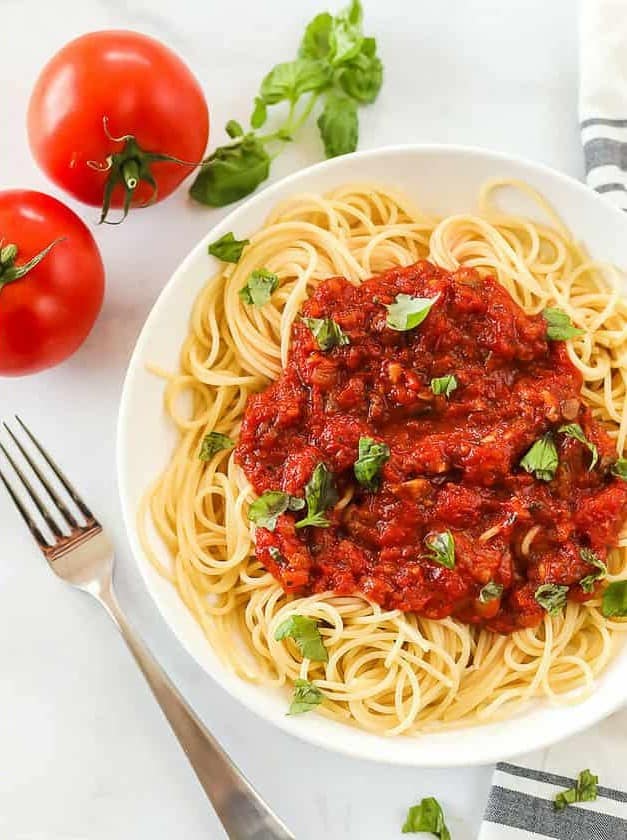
[27, 31, 209, 222]
[0, 191, 105, 376]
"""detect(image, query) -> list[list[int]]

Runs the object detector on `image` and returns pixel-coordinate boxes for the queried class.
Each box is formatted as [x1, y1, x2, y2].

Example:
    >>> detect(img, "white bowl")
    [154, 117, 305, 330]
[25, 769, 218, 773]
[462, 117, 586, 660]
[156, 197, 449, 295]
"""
[117, 144, 627, 766]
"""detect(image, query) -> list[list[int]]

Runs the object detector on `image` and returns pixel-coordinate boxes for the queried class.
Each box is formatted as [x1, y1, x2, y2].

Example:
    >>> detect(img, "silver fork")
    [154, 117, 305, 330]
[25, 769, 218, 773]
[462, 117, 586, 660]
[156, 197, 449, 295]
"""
[0, 416, 295, 840]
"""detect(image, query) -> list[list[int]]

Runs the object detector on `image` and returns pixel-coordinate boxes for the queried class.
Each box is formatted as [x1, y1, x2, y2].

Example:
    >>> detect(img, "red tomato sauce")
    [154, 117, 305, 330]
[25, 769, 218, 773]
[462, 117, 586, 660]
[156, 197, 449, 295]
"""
[236, 261, 627, 633]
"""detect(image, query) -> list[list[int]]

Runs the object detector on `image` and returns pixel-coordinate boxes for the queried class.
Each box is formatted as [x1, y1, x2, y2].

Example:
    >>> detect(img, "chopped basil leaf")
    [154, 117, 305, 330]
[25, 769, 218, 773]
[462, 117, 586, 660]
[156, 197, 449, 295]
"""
[479, 581, 503, 603]
[248, 490, 304, 531]
[543, 307, 585, 341]
[534, 583, 568, 617]
[611, 457, 627, 480]
[288, 679, 323, 715]
[602, 580, 627, 617]
[268, 546, 284, 564]
[199, 432, 235, 460]
[275, 615, 329, 662]
[208, 231, 250, 263]
[558, 423, 598, 470]
[554, 769, 598, 811]
[402, 797, 451, 839]
[425, 531, 455, 569]
[239, 268, 279, 307]
[520, 434, 558, 481]
[302, 316, 350, 351]
[431, 374, 458, 398]
[579, 547, 607, 593]
[385, 293, 439, 331]
[354, 436, 390, 490]
[295, 463, 338, 529]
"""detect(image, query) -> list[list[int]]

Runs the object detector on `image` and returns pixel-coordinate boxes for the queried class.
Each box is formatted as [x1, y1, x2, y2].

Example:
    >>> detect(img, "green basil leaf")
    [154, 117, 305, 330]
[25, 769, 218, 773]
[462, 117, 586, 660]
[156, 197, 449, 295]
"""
[250, 97, 268, 129]
[302, 316, 350, 350]
[260, 58, 331, 105]
[543, 307, 585, 341]
[602, 580, 627, 617]
[199, 432, 235, 460]
[425, 531, 455, 569]
[579, 547, 607, 593]
[317, 91, 359, 158]
[336, 39, 383, 104]
[385, 293, 439, 331]
[558, 423, 598, 470]
[520, 434, 558, 481]
[431, 375, 458, 398]
[208, 232, 250, 264]
[554, 769, 599, 811]
[248, 490, 303, 531]
[190, 135, 271, 207]
[299, 11, 333, 60]
[288, 679, 324, 715]
[328, 0, 364, 67]
[534, 583, 568, 617]
[296, 463, 338, 529]
[479, 581, 503, 603]
[239, 268, 279, 307]
[225, 120, 244, 138]
[402, 797, 451, 839]
[611, 457, 627, 479]
[275, 615, 329, 662]
[354, 436, 390, 490]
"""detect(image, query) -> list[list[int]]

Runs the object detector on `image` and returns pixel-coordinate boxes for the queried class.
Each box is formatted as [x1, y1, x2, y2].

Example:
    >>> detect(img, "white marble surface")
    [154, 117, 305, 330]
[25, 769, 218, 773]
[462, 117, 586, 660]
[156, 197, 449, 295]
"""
[0, 1, 584, 837]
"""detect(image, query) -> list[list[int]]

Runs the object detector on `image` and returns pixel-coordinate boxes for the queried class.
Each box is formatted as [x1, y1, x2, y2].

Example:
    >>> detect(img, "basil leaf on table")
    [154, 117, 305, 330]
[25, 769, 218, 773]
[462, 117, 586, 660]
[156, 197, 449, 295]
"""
[519, 434, 558, 481]
[558, 423, 598, 469]
[602, 580, 627, 617]
[274, 615, 329, 662]
[250, 97, 268, 129]
[302, 316, 350, 350]
[385, 293, 439, 331]
[259, 58, 331, 105]
[248, 490, 305, 531]
[554, 769, 599, 811]
[288, 679, 324, 715]
[354, 436, 390, 490]
[336, 37, 383, 104]
[295, 463, 338, 529]
[189, 134, 271, 207]
[431, 375, 458, 398]
[199, 432, 235, 460]
[534, 583, 568, 617]
[299, 12, 333, 60]
[239, 268, 279, 307]
[425, 531, 456, 569]
[543, 307, 584, 341]
[317, 92, 359, 158]
[402, 796, 451, 839]
[225, 120, 244, 138]
[328, 0, 364, 66]
[208, 232, 249, 264]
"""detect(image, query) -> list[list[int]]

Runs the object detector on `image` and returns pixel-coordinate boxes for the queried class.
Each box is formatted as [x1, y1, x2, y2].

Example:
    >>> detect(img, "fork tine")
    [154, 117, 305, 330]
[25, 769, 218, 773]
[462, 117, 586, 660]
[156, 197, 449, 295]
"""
[0, 442, 66, 539]
[3, 422, 79, 530]
[14, 415, 95, 521]
[0, 463, 50, 548]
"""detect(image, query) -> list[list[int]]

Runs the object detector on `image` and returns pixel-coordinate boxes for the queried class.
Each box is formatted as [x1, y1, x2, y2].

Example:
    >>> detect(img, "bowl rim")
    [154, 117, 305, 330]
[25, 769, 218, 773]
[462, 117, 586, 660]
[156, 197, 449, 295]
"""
[116, 142, 627, 766]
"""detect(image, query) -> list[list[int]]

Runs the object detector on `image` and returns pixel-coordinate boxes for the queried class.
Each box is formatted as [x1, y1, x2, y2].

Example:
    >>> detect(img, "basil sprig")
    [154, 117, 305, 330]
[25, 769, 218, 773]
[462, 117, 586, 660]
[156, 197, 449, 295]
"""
[558, 423, 598, 470]
[190, 0, 383, 207]
[295, 463, 339, 529]
[275, 615, 328, 662]
[534, 583, 568, 617]
[579, 548, 607, 593]
[602, 580, 627, 617]
[431, 374, 458, 397]
[385, 293, 439, 331]
[520, 434, 558, 481]
[402, 797, 451, 839]
[288, 679, 324, 715]
[554, 769, 598, 811]
[248, 490, 305, 531]
[543, 307, 584, 341]
[208, 232, 250, 263]
[479, 581, 503, 603]
[354, 436, 390, 490]
[425, 531, 455, 569]
[199, 432, 235, 460]
[302, 316, 350, 350]
[239, 268, 279, 307]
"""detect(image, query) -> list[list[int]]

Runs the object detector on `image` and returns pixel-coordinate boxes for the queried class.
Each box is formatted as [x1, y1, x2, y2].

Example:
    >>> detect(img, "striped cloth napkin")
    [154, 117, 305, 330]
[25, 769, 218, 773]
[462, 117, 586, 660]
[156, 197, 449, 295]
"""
[479, 2, 627, 835]
[580, 0, 627, 210]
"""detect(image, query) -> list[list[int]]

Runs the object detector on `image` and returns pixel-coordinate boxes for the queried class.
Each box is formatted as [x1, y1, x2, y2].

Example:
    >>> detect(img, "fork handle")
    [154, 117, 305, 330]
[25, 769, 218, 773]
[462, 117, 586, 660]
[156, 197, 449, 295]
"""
[97, 578, 295, 840]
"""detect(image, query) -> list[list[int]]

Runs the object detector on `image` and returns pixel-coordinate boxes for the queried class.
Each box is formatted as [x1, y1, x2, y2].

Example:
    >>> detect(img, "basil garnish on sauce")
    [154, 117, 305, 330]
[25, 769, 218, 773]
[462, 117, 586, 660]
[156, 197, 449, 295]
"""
[520, 434, 558, 481]
[295, 463, 338, 529]
[385, 293, 439, 331]
[302, 316, 350, 351]
[354, 436, 390, 490]
[288, 679, 323, 715]
[275, 615, 328, 662]
[602, 580, 627, 617]
[402, 797, 451, 839]
[558, 423, 598, 470]
[425, 531, 455, 569]
[543, 307, 584, 341]
[479, 581, 503, 603]
[208, 232, 250, 263]
[611, 457, 627, 479]
[431, 374, 458, 397]
[199, 432, 235, 460]
[554, 769, 598, 811]
[534, 583, 568, 617]
[239, 268, 279, 306]
[579, 548, 607, 594]
[248, 490, 305, 531]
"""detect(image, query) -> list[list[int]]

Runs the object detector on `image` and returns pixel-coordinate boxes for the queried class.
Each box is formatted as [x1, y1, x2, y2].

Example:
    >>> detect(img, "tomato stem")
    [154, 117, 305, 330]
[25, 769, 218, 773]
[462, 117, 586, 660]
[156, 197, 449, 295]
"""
[0, 239, 64, 294]
[121, 159, 140, 191]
